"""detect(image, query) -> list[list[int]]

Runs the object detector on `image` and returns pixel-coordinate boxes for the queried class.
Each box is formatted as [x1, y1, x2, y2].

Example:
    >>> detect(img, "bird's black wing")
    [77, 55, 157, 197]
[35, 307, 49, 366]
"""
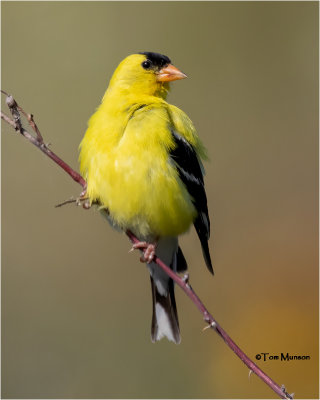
[169, 130, 213, 274]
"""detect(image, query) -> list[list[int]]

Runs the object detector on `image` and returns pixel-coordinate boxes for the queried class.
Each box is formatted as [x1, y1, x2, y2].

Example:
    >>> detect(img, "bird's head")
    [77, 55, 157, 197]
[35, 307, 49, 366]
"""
[107, 52, 187, 99]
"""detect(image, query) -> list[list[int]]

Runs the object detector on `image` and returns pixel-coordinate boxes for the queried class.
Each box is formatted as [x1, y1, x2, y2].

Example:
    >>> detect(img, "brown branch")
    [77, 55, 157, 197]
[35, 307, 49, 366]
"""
[128, 228, 293, 399]
[1, 91, 293, 400]
[1, 90, 87, 194]
[1, 110, 17, 129]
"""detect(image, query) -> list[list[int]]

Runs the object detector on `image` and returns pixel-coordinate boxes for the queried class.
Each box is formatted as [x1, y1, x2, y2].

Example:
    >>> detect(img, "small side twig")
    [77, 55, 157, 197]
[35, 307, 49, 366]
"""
[1, 91, 293, 400]
[18, 106, 44, 143]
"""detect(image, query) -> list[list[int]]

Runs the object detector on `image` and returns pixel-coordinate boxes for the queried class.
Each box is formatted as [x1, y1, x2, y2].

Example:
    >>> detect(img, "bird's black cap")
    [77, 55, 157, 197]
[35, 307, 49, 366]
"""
[139, 52, 171, 68]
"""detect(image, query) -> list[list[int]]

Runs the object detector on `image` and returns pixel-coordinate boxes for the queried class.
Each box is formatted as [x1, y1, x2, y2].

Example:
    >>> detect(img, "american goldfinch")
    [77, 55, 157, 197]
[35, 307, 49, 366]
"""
[79, 52, 213, 344]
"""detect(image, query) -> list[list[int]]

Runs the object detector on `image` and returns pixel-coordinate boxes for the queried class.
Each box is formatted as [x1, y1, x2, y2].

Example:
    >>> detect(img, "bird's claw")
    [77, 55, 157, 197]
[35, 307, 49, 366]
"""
[131, 241, 156, 264]
[75, 188, 91, 209]
[77, 197, 91, 209]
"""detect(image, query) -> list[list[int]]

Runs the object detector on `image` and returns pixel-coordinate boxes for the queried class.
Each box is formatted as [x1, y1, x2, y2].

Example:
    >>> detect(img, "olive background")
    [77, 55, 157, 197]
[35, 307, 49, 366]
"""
[1, 2, 318, 399]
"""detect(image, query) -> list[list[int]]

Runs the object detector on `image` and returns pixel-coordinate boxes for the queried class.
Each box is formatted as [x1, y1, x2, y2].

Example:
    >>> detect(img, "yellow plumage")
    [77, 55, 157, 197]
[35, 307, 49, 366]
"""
[79, 52, 212, 343]
[79, 54, 206, 238]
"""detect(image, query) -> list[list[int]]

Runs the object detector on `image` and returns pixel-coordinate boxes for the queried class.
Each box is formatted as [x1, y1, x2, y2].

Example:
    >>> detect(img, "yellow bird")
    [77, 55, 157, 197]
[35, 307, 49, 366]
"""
[79, 52, 213, 344]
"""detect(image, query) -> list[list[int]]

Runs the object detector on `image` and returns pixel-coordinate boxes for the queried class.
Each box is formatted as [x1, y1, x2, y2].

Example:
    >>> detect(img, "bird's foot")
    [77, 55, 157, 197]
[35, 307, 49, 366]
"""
[76, 195, 91, 209]
[76, 188, 91, 209]
[131, 241, 157, 264]
[55, 191, 90, 209]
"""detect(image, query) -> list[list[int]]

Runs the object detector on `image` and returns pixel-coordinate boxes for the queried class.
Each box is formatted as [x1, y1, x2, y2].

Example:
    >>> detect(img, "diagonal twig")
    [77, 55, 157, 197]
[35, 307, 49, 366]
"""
[1, 90, 87, 194]
[127, 230, 293, 399]
[1, 91, 293, 400]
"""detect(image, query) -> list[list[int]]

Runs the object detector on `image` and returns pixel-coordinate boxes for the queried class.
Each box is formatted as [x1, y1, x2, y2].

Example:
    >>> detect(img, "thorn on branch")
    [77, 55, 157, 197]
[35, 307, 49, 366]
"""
[202, 321, 217, 331]
[202, 324, 211, 332]
[202, 311, 217, 331]
[203, 311, 211, 323]
[182, 273, 189, 284]
[280, 385, 294, 400]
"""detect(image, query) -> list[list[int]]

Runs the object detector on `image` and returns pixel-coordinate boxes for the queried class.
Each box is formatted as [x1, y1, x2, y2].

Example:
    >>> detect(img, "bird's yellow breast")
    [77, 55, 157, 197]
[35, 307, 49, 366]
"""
[79, 97, 197, 238]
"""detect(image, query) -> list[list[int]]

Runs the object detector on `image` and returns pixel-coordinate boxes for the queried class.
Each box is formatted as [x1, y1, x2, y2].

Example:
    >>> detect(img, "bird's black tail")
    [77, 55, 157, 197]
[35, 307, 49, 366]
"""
[150, 245, 187, 344]
[150, 277, 180, 344]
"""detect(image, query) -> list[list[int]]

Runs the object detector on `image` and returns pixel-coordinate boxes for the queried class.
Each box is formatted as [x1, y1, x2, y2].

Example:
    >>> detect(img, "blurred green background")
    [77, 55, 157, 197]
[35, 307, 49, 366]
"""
[1, 1, 318, 399]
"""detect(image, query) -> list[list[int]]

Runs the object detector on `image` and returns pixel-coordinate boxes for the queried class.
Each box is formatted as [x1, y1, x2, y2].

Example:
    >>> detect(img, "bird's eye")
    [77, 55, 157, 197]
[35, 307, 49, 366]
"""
[142, 60, 152, 70]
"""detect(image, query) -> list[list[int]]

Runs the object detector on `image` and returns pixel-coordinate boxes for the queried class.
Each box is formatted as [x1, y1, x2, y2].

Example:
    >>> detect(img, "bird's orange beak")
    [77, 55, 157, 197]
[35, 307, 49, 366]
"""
[156, 64, 187, 82]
